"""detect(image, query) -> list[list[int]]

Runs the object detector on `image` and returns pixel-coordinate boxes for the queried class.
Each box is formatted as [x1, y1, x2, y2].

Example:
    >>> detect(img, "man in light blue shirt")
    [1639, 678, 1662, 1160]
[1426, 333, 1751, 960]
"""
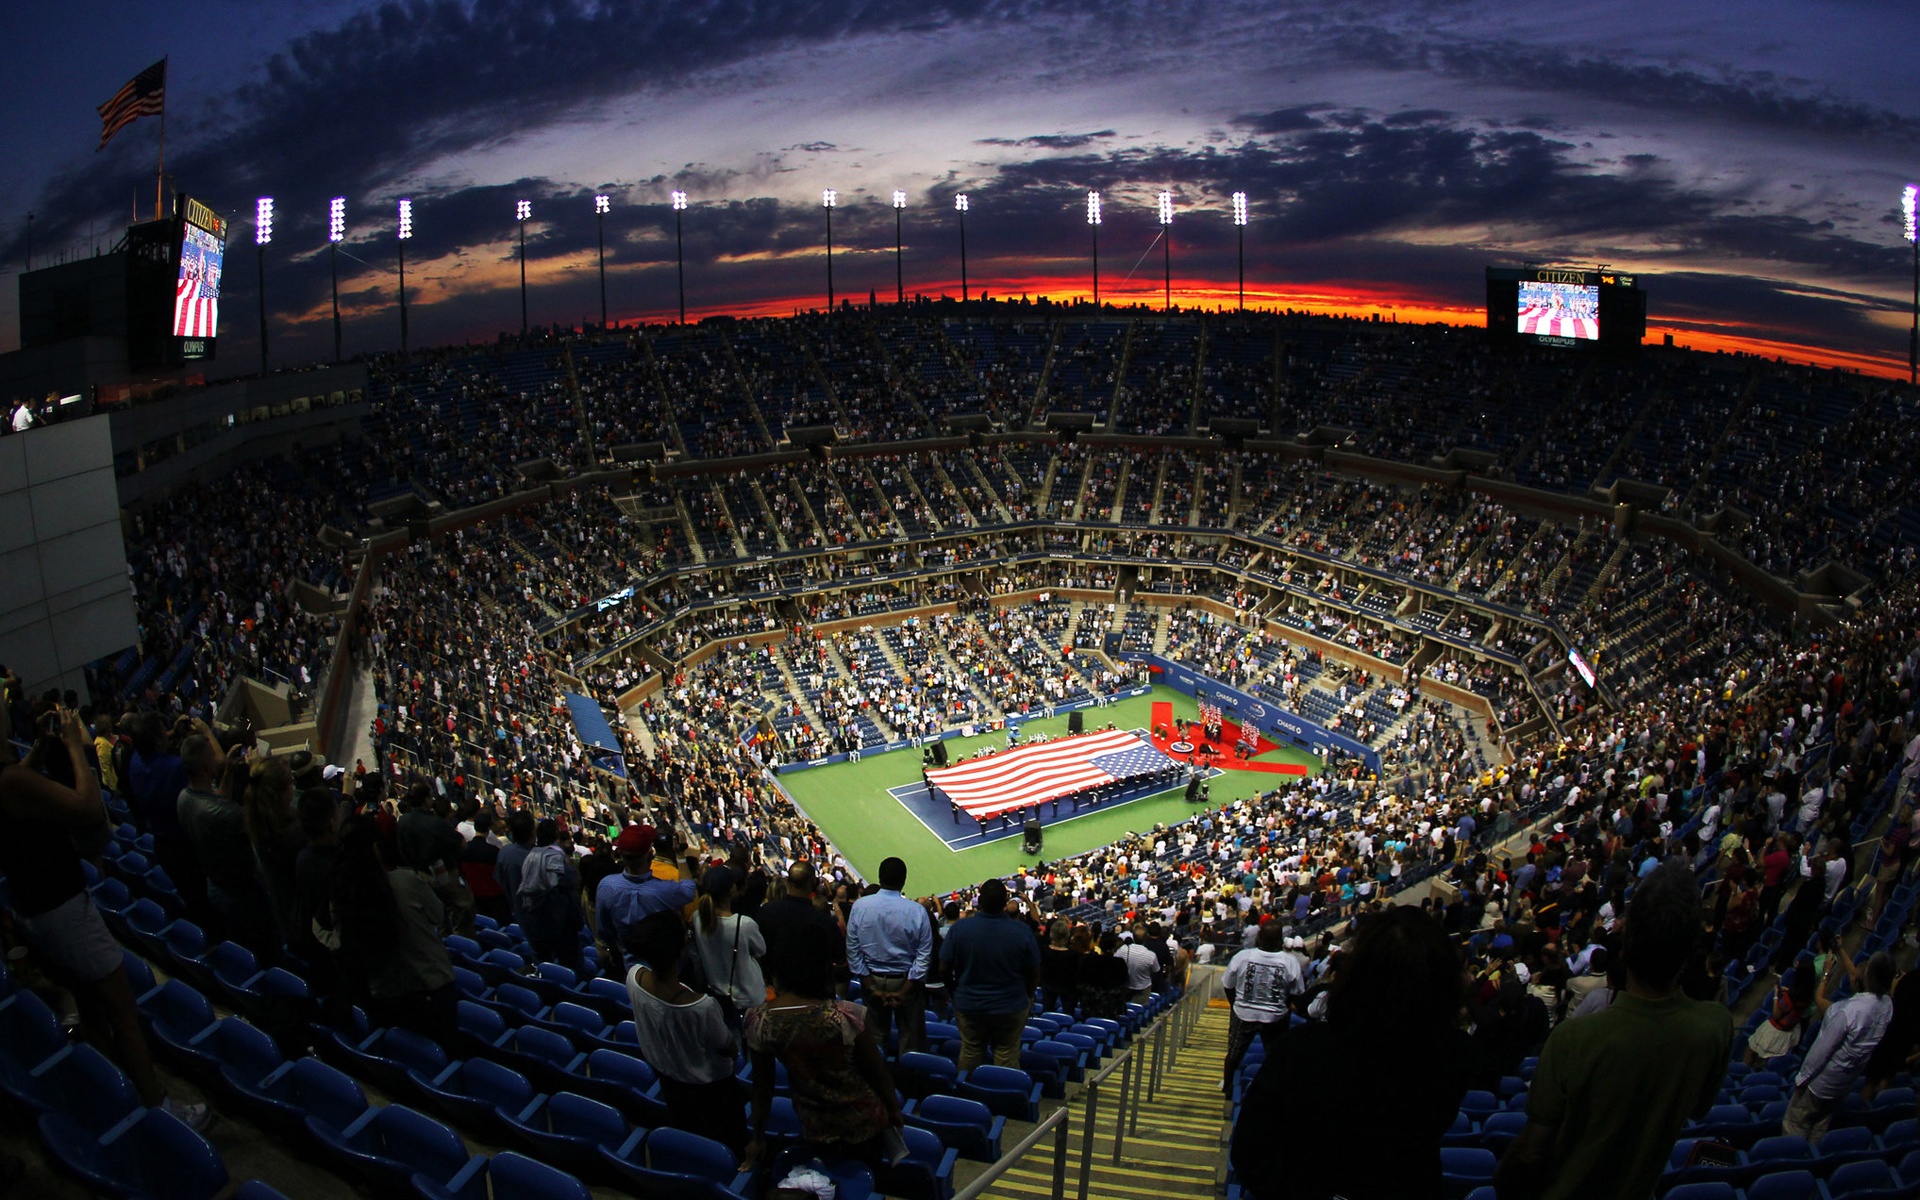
[1785, 951, 1896, 1140]
[846, 856, 934, 1054]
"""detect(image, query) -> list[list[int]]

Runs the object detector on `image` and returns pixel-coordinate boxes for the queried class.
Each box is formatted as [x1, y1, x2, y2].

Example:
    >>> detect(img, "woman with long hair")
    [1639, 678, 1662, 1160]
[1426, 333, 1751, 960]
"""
[242, 755, 304, 949]
[329, 813, 456, 1040]
[690, 866, 766, 1015]
[1230, 906, 1475, 1200]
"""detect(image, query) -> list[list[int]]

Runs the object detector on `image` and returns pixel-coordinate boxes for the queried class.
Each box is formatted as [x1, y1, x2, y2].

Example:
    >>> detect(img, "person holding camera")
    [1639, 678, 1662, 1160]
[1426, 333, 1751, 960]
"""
[0, 704, 209, 1131]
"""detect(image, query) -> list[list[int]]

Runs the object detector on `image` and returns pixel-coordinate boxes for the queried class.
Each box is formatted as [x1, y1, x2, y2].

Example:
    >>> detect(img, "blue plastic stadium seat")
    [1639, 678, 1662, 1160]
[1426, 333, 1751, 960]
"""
[189, 1017, 285, 1102]
[956, 1065, 1041, 1122]
[229, 1055, 368, 1141]
[304, 1102, 472, 1197]
[875, 1124, 960, 1200]
[1438, 1146, 1495, 1200]
[1822, 1159, 1906, 1199]
[905, 1095, 1005, 1162]
[0, 1042, 140, 1135]
[894, 1051, 961, 1099]
[37, 1106, 229, 1200]
[1745, 1168, 1819, 1200]
[496, 1090, 633, 1179]
[599, 1126, 748, 1200]
[415, 1150, 595, 1200]
[410, 1054, 531, 1139]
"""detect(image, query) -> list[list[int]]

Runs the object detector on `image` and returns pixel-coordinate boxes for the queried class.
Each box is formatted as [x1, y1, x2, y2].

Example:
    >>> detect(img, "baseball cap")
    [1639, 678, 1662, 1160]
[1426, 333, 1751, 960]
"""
[700, 865, 738, 898]
[615, 824, 657, 856]
[1490, 933, 1515, 953]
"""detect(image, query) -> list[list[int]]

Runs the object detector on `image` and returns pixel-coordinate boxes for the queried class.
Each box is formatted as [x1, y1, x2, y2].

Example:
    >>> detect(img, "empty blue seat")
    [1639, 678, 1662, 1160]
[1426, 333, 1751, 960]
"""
[956, 1065, 1040, 1122]
[410, 1056, 535, 1141]
[1745, 1168, 1818, 1200]
[1822, 1159, 1905, 1199]
[0, 1042, 139, 1134]
[599, 1126, 748, 1200]
[229, 1056, 368, 1140]
[415, 1150, 595, 1200]
[139, 979, 218, 1065]
[37, 1107, 229, 1200]
[1438, 1146, 1495, 1200]
[906, 1095, 1005, 1162]
[572, 1047, 671, 1127]
[305, 1101, 472, 1197]
[189, 1017, 285, 1101]
[497, 1090, 632, 1178]
[1663, 1185, 1739, 1200]
[874, 1124, 960, 1200]
[894, 1051, 961, 1099]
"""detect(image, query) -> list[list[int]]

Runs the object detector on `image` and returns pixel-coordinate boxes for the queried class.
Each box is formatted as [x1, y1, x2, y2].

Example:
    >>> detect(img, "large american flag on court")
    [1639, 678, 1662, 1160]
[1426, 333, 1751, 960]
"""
[928, 728, 1176, 818]
[98, 60, 167, 150]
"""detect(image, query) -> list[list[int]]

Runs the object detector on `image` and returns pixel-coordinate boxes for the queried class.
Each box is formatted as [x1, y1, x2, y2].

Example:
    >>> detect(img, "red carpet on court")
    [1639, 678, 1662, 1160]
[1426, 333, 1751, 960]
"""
[1149, 701, 1307, 776]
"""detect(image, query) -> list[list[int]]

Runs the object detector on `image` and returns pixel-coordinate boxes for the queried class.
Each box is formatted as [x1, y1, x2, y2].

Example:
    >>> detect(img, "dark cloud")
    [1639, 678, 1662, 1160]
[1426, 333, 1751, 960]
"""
[1329, 27, 1920, 146]
[1233, 106, 1325, 134]
[979, 131, 1119, 150]
[1382, 108, 1450, 126]
[786, 142, 841, 154]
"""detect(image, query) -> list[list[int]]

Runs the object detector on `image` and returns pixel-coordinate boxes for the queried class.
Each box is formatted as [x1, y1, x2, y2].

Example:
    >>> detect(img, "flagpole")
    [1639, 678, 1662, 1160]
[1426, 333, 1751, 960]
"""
[155, 56, 168, 221]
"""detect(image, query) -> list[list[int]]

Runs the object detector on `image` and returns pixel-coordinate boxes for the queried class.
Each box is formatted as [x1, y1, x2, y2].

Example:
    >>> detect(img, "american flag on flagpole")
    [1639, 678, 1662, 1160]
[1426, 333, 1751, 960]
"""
[927, 727, 1176, 818]
[98, 59, 166, 150]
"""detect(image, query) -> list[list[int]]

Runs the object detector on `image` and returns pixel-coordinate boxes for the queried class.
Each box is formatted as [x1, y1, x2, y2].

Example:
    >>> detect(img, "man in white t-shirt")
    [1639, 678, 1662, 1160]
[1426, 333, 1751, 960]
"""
[1220, 920, 1302, 1094]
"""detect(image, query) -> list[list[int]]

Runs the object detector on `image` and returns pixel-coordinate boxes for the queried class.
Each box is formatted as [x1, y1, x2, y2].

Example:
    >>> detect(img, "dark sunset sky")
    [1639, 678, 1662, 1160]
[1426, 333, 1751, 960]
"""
[3, 0, 1917, 377]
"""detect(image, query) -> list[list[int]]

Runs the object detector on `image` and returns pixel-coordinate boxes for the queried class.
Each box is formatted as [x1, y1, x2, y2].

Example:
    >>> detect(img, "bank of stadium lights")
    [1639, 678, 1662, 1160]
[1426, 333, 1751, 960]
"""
[955, 194, 970, 305]
[822, 189, 838, 312]
[255, 198, 273, 376]
[671, 191, 687, 325]
[1906, 184, 1918, 388]
[1232, 191, 1248, 312]
[892, 190, 907, 306]
[396, 199, 413, 356]
[328, 198, 345, 362]
[594, 195, 611, 328]
[1158, 191, 1173, 313]
[1086, 191, 1102, 307]
[515, 200, 531, 335]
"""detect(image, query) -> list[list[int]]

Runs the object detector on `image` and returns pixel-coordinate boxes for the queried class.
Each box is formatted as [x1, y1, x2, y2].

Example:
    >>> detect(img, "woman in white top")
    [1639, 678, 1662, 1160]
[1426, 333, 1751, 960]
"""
[691, 865, 767, 1012]
[625, 910, 746, 1156]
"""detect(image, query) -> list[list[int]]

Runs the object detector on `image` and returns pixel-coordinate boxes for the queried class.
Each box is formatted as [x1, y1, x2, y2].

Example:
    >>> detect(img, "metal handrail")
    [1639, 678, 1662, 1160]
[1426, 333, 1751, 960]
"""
[951, 1105, 1072, 1200]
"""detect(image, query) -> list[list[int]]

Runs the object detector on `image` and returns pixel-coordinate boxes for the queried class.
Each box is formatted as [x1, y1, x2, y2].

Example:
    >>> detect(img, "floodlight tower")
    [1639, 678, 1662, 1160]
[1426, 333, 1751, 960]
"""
[397, 199, 412, 355]
[1906, 184, 1918, 389]
[1231, 191, 1248, 312]
[328, 198, 345, 362]
[671, 190, 687, 325]
[955, 194, 970, 304]
[892, 190, 907, 305]
[254, 197, 272, 375]
[1087, 190, 1102, 307]
[823, 189, 838, 312]
[595, 194, 610, 328]
[516, 199, 531, 335]
[1158, 190, 1173, 312]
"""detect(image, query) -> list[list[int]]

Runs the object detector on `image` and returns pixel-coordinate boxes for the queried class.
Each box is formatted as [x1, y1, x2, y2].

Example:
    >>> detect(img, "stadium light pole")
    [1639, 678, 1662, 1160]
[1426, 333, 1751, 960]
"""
[595, 194, 610, 328]
[671, 190, 687, 325]
[397, 199, 412, 356]
[1087, 190, 1101, 307]
[1158, 190, 1173, 313]
[1232, 191, 1248, 312]
[516, 199, 531, 336]
[892, 190, 906, 305]
[955, 194, 969, 305]
[328, 198, 345, 363]
[823, 189, 837, 312]
[1905, 184, 1918, 390]
[254, 197, 272, 376]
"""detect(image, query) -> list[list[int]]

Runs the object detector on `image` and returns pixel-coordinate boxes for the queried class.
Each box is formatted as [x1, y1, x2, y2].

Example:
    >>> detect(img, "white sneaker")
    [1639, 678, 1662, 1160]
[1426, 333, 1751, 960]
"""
[162, 1097, 210, 1133]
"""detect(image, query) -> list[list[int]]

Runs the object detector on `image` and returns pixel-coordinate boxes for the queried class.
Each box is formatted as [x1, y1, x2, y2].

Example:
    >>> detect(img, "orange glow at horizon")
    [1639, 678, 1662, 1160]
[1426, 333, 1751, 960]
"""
[276, 258, 1913, 381]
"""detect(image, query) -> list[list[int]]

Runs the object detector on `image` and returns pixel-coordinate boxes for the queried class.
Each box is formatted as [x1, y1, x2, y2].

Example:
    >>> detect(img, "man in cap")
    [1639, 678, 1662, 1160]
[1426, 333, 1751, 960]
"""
[594, 823, 698, 977]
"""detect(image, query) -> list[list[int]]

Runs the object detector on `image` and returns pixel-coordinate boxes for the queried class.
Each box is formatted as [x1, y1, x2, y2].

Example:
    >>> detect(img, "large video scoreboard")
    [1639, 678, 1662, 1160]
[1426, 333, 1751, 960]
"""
[1486, 266, 1645, 352]
[171, 196, 226, 361]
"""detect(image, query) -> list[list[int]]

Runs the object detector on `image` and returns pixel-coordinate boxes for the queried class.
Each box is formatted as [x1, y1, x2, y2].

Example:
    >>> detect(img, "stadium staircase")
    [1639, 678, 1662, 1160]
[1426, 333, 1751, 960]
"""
[975, 991, 1232, 1200]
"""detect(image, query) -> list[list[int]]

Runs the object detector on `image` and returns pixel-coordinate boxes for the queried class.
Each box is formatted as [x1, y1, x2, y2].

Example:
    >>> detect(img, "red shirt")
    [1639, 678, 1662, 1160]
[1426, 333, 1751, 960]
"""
[1761, 847, 1791, 888]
